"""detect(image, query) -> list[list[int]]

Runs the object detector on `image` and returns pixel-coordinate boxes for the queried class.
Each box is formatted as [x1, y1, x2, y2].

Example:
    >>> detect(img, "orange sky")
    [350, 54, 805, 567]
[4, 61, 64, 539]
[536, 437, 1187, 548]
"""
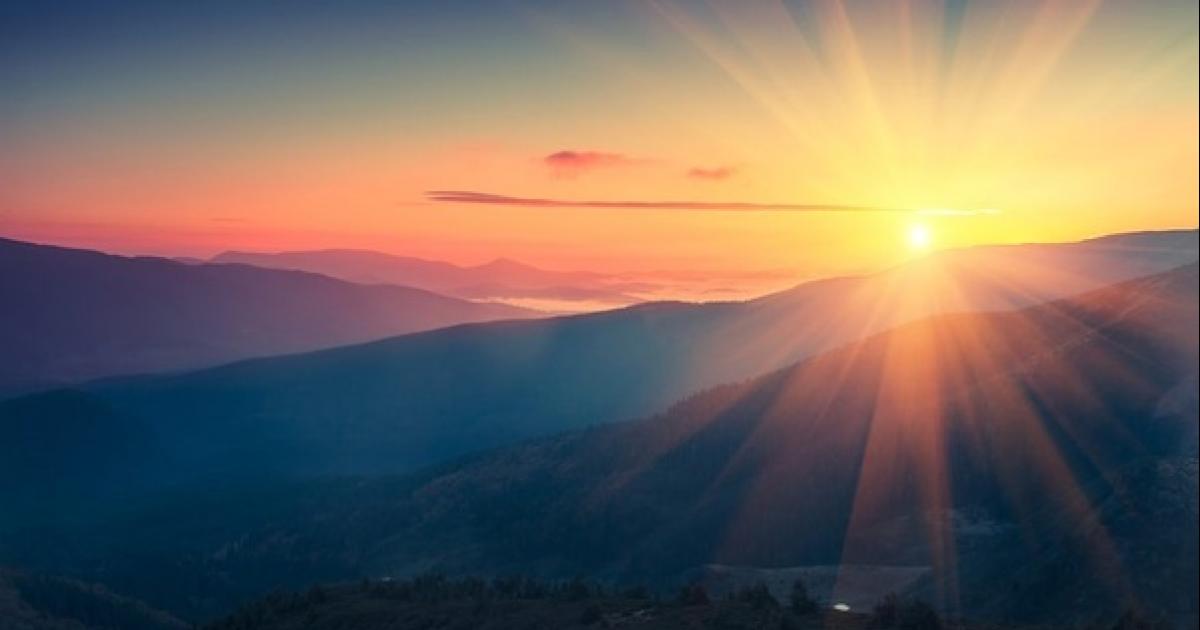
[1, 1, 1196, 277]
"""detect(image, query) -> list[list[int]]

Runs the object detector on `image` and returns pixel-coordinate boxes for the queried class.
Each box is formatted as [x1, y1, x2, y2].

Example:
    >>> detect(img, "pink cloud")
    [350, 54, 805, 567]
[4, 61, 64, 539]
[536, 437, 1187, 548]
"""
[543, 150, 634, 177]
[686, 165, 738, 181]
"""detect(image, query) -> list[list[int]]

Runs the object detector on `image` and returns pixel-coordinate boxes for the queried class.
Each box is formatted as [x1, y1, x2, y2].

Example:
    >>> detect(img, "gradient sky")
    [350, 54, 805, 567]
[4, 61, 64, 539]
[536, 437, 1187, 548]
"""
[2, 0, 1196, 277]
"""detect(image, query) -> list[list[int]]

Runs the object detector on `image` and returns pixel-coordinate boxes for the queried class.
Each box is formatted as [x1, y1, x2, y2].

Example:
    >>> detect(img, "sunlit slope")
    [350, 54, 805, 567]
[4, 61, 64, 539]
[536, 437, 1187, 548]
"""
[718, 229, 1199, 389]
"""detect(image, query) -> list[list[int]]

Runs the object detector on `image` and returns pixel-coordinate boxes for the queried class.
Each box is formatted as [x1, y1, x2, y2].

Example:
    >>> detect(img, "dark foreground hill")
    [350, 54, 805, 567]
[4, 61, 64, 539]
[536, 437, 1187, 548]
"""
[8, 264, 1195, 625]
[206, 574, 1059, 630]
[0, 237, 534, 395]
[0, 568, 186, 630]
[205, 574, 1174, 630]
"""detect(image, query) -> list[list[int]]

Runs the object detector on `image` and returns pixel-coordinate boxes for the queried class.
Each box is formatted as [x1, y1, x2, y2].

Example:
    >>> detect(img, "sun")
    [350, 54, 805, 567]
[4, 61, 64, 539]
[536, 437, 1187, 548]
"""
[906, 223, 932, 252]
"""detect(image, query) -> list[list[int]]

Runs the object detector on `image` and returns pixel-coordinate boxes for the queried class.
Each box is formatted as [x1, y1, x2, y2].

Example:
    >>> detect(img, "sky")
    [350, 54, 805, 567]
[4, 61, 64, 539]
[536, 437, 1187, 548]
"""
[1, 0, 1197, 279]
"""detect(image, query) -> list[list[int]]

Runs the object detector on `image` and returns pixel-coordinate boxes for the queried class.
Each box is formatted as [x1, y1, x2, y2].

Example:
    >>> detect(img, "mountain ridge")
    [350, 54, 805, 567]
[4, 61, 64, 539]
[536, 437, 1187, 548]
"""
[1, 231, 1193, 499]
[210, 248, 630, 306]
[0, 236, 537, 395]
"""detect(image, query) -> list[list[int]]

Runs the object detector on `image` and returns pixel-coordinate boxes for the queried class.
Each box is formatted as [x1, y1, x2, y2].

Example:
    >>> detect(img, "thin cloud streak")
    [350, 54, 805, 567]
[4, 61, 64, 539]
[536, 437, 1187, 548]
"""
[687, 165, 738, 181]
[427, 191, 1000, 214]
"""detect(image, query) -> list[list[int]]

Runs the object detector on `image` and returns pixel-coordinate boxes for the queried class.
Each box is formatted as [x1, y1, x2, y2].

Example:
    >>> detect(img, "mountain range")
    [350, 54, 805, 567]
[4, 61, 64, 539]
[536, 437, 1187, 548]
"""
[11, 261, 1190, 624]
[14, 261, 1195, 624]
[2, 231, 1191, 488]
[0, 230, 1195, 626]
[0, 237, 535, 395]
[210, 249, 646, 308]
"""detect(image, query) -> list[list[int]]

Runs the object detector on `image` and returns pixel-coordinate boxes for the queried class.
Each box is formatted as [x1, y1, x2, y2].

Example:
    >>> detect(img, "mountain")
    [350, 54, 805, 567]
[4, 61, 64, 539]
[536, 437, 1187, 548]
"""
[5, 263, 1195, 625]
[314, 262, 1191, 622]
[0, 568, 186, 630]
[10, 230, 1187, 481]
[212, 249, 472, 290]
[210, 249, 638, 307]
[0, 232, 1193, 516]
[0, 237, 535, 395]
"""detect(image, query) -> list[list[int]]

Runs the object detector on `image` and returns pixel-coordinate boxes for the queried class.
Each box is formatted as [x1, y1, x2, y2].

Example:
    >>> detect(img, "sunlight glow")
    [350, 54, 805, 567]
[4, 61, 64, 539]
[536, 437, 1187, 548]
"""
[907, 223, 933, 252]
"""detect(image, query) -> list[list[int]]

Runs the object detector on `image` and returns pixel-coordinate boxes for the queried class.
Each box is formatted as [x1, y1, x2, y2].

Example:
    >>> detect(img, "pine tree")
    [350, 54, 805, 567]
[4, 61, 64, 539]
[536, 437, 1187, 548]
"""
[789, 578, 818, 615]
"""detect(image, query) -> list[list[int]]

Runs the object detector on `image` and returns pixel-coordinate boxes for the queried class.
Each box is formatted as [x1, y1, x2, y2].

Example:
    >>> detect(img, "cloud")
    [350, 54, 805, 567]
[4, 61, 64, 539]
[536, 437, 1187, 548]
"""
[427, 190, 921, 213]
[687, 165, 738, 181]
[543, 150, 635, 177]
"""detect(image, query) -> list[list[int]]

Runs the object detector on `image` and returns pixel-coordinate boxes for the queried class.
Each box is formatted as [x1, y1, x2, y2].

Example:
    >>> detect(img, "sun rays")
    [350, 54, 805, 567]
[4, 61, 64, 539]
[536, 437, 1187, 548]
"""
[637, 251, 1199, 615]
[639, 0, 1195, 260]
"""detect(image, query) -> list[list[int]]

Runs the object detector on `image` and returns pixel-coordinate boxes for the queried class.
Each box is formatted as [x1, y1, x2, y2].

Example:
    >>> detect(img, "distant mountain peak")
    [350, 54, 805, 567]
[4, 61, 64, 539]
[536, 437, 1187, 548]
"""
[476, 256, 538, 271]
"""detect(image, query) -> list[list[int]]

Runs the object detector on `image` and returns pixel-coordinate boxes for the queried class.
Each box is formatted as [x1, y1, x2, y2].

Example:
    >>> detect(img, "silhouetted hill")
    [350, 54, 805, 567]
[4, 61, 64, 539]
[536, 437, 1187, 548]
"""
[0, 237, 534, 394]
[9, 264, 1195, 625]
[0, 568, 186, 630]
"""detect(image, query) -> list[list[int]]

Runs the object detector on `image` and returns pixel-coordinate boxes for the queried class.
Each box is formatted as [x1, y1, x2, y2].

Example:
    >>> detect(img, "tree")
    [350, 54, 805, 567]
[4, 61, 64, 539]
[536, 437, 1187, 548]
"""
[736, 582, 779, 610]
[562, 576, 592, 601]
[303, 585, 327, 605]
[579, 604, 603, 625]
[621, 585, 650, 600]
[1111, 607, 1173, 630]
[677, 582, 710, 606]
[868, 593, 941, 630]
[789, 578, 818, 615]
[896, 600, 941, 630]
